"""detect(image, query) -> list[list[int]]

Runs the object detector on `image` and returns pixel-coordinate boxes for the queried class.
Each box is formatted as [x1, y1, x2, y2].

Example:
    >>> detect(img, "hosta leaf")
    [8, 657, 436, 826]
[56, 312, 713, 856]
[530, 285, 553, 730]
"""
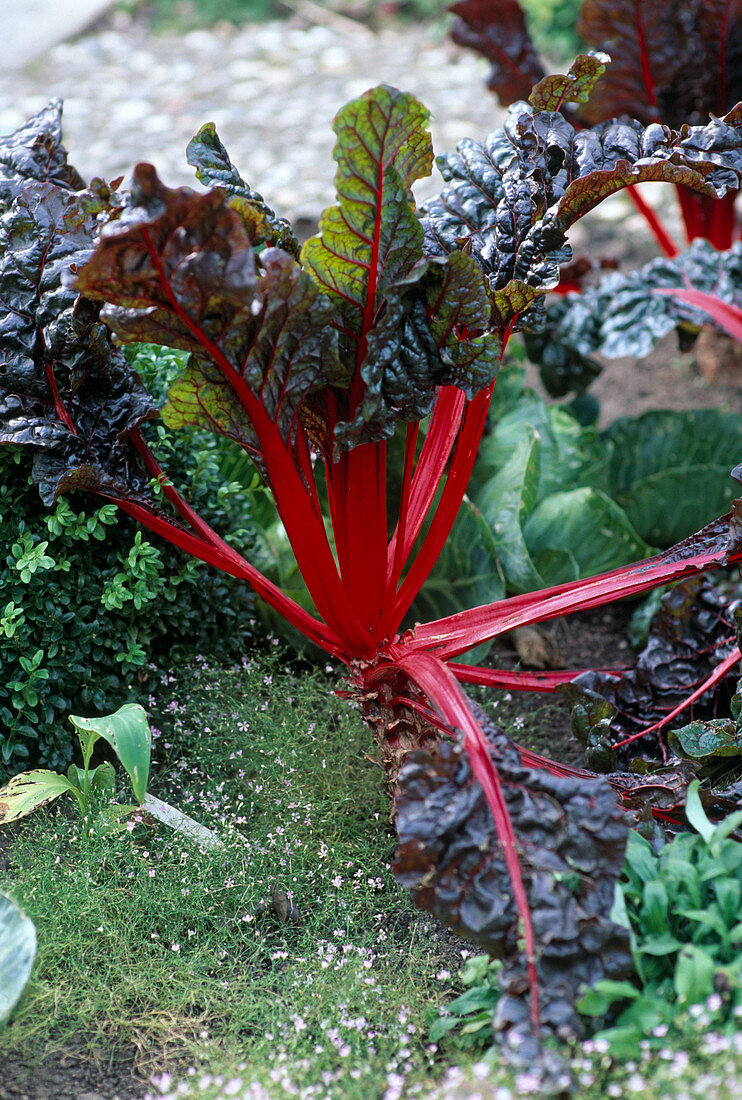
[394, 709, 631, 1051]
[449, 0, 546, 105]
[69, 703, 151, 803]
[0, 893, 36, 1023]
[0, 769, 76, 824]
[186, 121, 299, 258]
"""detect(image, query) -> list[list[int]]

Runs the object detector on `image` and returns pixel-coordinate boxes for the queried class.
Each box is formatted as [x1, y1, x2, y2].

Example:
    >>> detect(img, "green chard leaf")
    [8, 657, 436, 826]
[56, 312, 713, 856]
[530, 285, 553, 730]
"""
[529, 52, 610, 112]
[302, 85, 498, 450]
[161, 246, 343, 470]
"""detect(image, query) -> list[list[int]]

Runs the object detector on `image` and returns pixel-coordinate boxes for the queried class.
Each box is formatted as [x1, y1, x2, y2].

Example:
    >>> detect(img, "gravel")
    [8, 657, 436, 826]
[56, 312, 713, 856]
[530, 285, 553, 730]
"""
[0, 11, 507, 223]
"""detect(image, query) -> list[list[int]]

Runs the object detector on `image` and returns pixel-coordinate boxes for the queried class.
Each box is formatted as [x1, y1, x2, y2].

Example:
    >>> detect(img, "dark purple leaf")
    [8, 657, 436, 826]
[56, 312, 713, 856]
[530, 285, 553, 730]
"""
[394, 705, 631, 1055]
[560, 578, 739, 770]
[0, 172, 157, 506]
[577, 0, 742, 126]
[0, 100, 84, 205]
[449, 0, 546, 105]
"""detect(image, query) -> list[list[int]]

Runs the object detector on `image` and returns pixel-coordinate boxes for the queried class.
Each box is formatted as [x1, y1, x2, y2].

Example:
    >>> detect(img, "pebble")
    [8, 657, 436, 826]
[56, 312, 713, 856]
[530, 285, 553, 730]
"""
[0, 12, 508, 222]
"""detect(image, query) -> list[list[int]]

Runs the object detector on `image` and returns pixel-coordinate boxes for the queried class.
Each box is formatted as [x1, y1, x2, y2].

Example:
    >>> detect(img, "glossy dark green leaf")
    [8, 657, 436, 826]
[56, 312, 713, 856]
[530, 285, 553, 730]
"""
[529, 240, 742, 393]
[0, 99, 83, 205]
[424, 106, 742, 334]
[0, 170, 157, 506]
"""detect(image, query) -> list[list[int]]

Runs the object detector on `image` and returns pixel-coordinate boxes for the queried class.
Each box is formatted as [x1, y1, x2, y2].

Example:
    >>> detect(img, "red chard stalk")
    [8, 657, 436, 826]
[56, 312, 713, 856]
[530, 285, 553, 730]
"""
[4, 75, 742, 1068]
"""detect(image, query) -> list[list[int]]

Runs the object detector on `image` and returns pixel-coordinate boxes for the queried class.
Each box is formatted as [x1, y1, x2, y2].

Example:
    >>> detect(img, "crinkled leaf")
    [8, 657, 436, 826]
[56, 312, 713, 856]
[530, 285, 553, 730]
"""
[423, 105, 742, 334]
[604, 408, 742, 546]
[528, 240, 742, 390]
[394, 709, 632, 1051]
[76, 167, 342, 474]
[0, 159, 158, 505]
[0, 893, 36, 1023]
[529, 52, 610, 112]
[333, 257, 499, 449]
[561, 578, 740, 769]
[161, 246, 343, 467]
[76, 164, 260, 354]
[0, 99, 83, 205]
[186, 121, 299, 258]
[577, 0, 742, 126]
[449, 0, 546, 105]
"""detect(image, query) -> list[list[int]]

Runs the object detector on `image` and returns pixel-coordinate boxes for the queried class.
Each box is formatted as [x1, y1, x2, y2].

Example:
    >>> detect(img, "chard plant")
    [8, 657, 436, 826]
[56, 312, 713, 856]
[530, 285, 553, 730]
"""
[4, 66, 742, 1068]
[450, 0, 742, 395]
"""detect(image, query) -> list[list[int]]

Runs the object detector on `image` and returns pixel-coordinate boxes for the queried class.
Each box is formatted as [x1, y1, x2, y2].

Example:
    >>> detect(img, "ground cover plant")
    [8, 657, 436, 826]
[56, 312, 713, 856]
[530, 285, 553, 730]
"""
[0, 656, 455, 1099]
[4, 656, 742, 1100]
[6, 61, 742, 1077]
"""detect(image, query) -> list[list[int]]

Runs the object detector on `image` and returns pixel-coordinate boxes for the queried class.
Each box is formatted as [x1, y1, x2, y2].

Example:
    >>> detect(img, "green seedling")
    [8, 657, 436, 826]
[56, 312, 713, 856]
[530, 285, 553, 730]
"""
[0, 703, 151, 827]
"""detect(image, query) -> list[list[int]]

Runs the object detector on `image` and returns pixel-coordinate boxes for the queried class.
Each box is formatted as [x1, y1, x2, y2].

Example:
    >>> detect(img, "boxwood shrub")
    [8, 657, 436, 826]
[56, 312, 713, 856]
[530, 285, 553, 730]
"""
[0, 346, 260, 777]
